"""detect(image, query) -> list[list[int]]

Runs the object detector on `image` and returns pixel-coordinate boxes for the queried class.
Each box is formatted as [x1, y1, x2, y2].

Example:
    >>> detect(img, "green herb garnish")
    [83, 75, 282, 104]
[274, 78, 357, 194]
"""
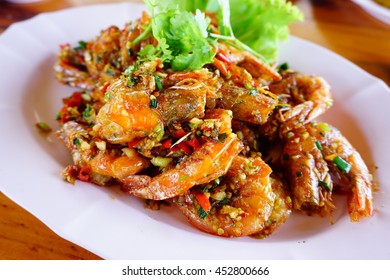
[333, 156, 351, 173]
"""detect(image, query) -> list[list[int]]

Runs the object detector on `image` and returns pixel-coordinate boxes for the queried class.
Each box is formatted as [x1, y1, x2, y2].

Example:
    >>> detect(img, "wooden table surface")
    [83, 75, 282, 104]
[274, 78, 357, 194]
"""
[0, 0, 389, 260]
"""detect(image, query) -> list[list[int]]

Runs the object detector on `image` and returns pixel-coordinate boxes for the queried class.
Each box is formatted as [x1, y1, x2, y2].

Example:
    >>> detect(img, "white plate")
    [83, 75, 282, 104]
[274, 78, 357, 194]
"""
[1, 3, 390, 260]
[352, 0, 390, 24]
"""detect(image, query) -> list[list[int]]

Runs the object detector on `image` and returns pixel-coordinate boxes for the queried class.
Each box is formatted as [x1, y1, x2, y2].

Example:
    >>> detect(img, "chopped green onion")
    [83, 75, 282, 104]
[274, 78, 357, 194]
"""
[73, 137, 81, 147]
[279, 62, 289, 71]
[154, 75, 163, 91]
[82, 105, 92, 118]
[219, 197, 229, 205]
[180, 174, 188, 181]
[149, 97, 158, 108]
[315, 140, 323, 150]
[319, 180, 331, 192]
[151, 156, 172, 167]
[296, 171, 303, 177]
[318, 122, 331, 134]
[74, 40, 87, 50]
[197, 207, 208, 219]
[35, 122, 52, 133]
[286, 131, 295, 139]
[333, 156, 351, 173]
[56, 111, 61, 120]
[249, 88, 258, 96]
[218, 133, 227, 143]
[106, 70, 115, 76]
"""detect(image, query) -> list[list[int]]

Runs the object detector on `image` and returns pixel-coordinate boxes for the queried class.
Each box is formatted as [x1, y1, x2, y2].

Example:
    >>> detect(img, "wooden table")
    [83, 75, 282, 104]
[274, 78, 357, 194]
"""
[0, 0, 389, 260]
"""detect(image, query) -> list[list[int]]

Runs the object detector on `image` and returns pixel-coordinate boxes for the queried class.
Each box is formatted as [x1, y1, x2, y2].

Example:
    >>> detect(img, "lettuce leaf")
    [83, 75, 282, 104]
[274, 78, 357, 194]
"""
[228, 0, 303, 62]
[141, 0, 302, 71]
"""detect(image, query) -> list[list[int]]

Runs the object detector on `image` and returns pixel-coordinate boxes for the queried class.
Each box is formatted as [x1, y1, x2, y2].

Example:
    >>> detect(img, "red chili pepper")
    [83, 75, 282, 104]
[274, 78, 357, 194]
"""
[170, 141, 192, 155]
[78, 165, 91, 182]
[186, 138, 200, 150]
[63, 91, 83, 107]
[128, 139, 142, 148]
[59, 107, 68, 123]
[177, 142, 192, 155]
[161, 138, 172, 149]
[101, 82, 111, 94]
[173, 129, 187, 139]
[193, 191, 211, 212]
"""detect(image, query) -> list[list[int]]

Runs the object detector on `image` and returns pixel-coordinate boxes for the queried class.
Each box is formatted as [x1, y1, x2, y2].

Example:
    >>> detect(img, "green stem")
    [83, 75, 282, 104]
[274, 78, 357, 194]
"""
[210, 33, 267, 62]
[132, 24, 153, 46]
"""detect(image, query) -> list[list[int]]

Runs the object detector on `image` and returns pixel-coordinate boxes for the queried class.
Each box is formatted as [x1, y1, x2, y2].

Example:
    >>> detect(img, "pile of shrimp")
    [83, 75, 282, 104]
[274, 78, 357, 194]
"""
[54, 12, 373, 238]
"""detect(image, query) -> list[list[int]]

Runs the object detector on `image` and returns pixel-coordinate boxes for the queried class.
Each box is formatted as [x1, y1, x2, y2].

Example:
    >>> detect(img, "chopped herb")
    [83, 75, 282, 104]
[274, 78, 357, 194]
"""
[286, 131, 295, 139]
[249, 88, 258, 96]
[35, 122, 52, 133]
[82, 105, 92, 119]
[296, 171, 303, 177]
[318, 122, 331, 134]
[154, 75, 163, 91]
[333, 156, 351, 173]
[149, 97, 158, 108]
[138, 44, 157, 61]
[219, 197, 229, 205]
[279, 62, 289, 71]
[74, 40, 87, 50]
[197, 207, 208, 219]
[123, 65, 137, 76]
[180, 174, 188, 181]
[73, 137, 81, 147]
[105, 70, 115, 76]
[151, 156, 172, 167]
[319, 180, 331, 192]
[275, 104, 289, 109]
[315, 140, 323, 150]
[104, 92, 112, 100]
[218, 133, 227, 143]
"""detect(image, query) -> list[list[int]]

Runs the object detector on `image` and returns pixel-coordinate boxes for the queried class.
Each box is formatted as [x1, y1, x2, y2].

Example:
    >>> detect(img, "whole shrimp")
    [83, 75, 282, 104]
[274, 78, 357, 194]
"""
[283, 121, 373, 221]
[57, 121, 150, 185]
[260, 70, 333, 140]
[174, 155, 275, 237]
[306, 122, 373, 221]
[282, 124, 335, 218]
[93, 72, 164, 144]
[120, 109, 243, 200]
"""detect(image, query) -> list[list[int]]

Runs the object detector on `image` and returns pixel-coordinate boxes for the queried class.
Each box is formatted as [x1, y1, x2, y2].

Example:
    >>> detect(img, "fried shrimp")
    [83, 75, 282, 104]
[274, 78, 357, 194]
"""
[93, 76, 164, 144]
[306, 122, 374, 221]
[260, 71, 333, 141]
[174, 155, 275, 237]
[282, 125, 335, 217]
[121, 109, 243, 200]
[57, 121, 150, 185]
[281, 121, 373, 221]
[54, 5, 375, 240]
[123, 133, 242, 200]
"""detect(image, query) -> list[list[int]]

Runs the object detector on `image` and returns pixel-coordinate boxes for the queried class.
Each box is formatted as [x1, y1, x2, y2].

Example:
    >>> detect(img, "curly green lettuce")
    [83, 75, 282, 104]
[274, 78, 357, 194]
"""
[141, 0, 303, 71]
